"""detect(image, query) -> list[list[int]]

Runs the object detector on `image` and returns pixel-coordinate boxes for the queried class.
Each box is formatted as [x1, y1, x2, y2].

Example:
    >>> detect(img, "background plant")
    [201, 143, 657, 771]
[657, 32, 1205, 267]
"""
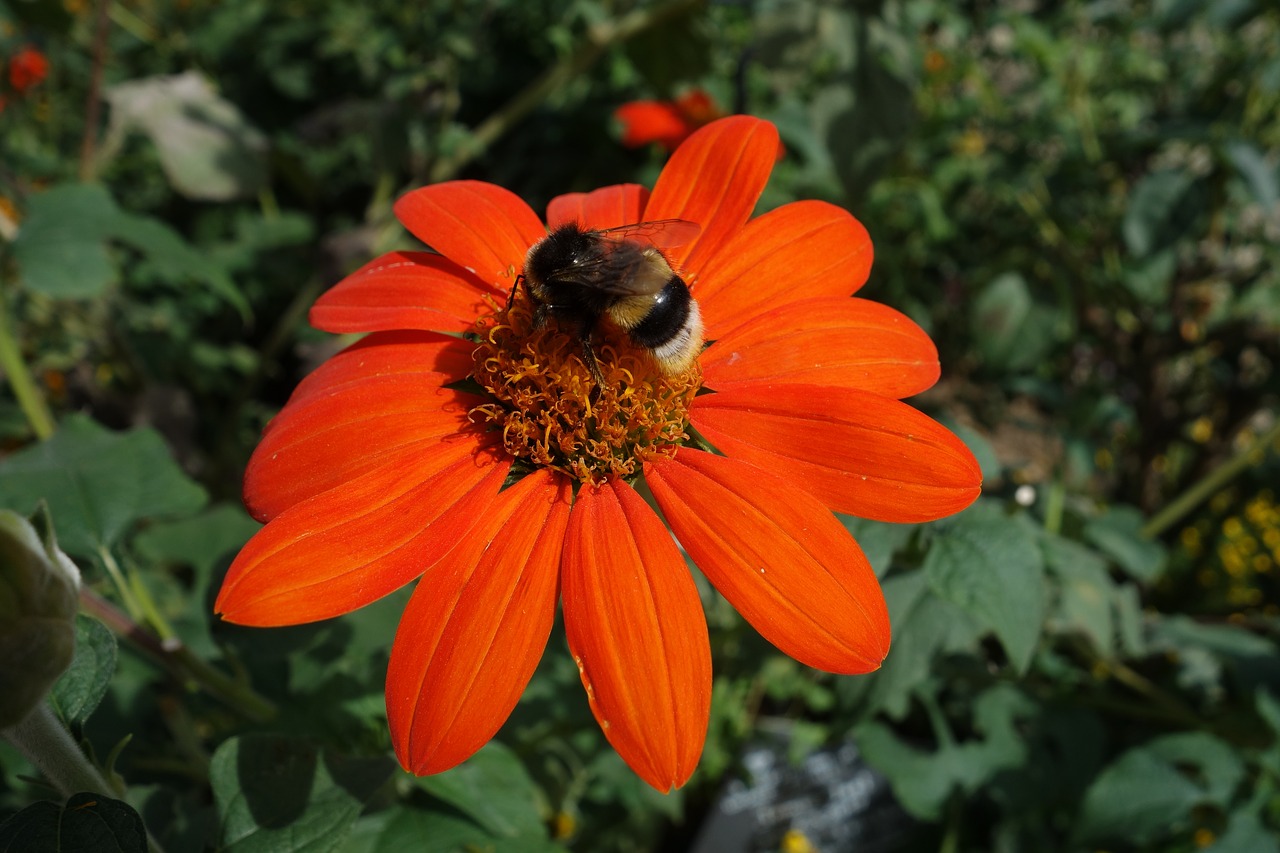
[1, 0, 1278, 851]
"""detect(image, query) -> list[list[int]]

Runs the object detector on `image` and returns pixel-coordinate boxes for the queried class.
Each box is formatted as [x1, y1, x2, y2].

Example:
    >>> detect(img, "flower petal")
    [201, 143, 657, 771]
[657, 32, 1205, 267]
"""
[310, 252, 501, 334]
[614, 100, 691, 149]
[245, 378, 483, 521]
[388, 469, 571, 775]
[217, 446, 509, 626]
[393, 181, 547, 290]
[690, 383, 982, 522]
[693, 201, 873, 340]
[645, 449, 889, 673]
[643, 116, 778, 274]
[561, 478, 711, 792]
[700, 297, 939, 397]
[287, 330, 474, 405]
[546, 184, 650, 231]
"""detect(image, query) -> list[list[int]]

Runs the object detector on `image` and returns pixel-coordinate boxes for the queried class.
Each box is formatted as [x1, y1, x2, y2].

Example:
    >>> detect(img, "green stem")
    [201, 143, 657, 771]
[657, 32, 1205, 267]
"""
[80, 588, 277, 723]
[3, 704, 168, 853]
[0, 291, 56, 441]
[95, 545, 145, 626]
[428, 0, 702, 183]
[1143, 413, 1280, 539]
[2, 703, 115, 797]
[1043, 477, 1066, 535]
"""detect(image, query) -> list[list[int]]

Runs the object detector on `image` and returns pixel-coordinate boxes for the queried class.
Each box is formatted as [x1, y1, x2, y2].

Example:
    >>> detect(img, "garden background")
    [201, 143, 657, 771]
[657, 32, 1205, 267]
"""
[2, 0, 1279, 850]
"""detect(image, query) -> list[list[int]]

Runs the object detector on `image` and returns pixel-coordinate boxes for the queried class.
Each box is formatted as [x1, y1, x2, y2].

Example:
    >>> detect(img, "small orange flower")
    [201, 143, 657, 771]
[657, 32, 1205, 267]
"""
[615, 89, 724, 151]
[8, 47, 48, 93]
[216, 116, 981, 791]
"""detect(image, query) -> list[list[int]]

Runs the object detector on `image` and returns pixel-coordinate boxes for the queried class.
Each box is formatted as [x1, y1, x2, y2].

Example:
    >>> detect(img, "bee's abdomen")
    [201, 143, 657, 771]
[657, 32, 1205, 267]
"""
[623, 277, 703, 373]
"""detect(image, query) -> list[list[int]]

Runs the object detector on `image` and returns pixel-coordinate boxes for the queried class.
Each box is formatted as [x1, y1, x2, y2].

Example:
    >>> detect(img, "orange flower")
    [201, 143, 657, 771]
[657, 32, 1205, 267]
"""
[8, 47, 48, 93]
[215, 116, 981, 791]
[615, 89, 724, 151]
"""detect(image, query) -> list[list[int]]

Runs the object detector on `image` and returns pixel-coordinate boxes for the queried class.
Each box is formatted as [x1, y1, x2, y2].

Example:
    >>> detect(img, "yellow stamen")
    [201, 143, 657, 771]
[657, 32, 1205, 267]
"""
[468, 298, 701, 484]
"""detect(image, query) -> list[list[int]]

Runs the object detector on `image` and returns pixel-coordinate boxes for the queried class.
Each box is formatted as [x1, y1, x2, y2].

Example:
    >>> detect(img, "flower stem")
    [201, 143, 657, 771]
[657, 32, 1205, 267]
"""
[2, 703, 169, 853]
[79, 0, 114, 181]
[1142, 413, 1280, 540]
[2, 703, 115, 798]
[428, 0, 703, 183]
[79, 588, 277, 723]
[0, 290, 56, 441]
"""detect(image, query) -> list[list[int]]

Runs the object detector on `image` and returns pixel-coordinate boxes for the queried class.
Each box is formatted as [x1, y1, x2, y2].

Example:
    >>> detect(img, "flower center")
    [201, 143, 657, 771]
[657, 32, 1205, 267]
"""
[468, 298, 701, 484]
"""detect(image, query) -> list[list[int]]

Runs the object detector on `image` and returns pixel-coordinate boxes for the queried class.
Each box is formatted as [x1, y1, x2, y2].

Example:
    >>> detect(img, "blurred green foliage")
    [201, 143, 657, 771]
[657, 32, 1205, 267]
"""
[2, 0, 1279, 850]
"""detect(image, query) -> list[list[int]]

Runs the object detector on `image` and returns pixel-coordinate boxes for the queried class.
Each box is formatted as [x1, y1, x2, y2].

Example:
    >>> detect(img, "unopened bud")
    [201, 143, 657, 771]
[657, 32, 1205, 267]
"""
[0, 505, 81, 728]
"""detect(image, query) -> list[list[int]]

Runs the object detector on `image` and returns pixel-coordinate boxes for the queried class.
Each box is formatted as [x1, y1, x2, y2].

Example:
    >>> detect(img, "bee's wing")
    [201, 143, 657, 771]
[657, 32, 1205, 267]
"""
[596, 219, 701, 250]
[560, 249, 669, 295]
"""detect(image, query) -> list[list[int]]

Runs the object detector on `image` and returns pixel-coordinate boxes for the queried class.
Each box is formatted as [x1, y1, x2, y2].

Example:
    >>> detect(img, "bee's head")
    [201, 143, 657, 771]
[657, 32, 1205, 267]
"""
[524, 223, 595, 291]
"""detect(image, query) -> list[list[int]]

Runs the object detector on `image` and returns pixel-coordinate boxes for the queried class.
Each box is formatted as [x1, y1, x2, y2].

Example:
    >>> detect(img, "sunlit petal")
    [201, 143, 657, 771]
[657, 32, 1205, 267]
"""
[561, 478, 711, 791]
[646, 449, 889, 674]
[310, 252, 501, 334]
[690, 383, 982, 522]
[217, 448, 509, 626]
[694, 201, 873, 339]
[700, 297, 939, 397]
[388, 470, 571, 775]
[644, 116, 778, 274]
[546, 184, 650, 231]
[245, 380, 483, 522]
[393, 181, 547, 290]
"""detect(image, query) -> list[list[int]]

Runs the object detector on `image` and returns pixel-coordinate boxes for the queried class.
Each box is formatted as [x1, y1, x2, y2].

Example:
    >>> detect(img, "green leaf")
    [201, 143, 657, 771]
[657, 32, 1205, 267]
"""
[210, 735, 394, 853]
[109, 213, 250, 319]
[838, 516, 915, 577]
[1123, 248, 1177, 304]
[1123, 169, 1196, 258]
[1207, 809, 1280, 853]
[1153, 617, 1280, 694]
[1146, 732, 1244, 807]
[1225, 140, 1279, 211]
[50, 616, 118, 727]
[416, 742, 547, 841]
[841, 571, 981, 718]
[1042, 535, 1116, 656]
[856, 685, 1035, 821]
[923, 515, 1045, 672]
[1075, 738, 1226, 845]
[10, 184, 120, 298]
[1084, 505, 1166, 582]
[104, 72, 268, 201]
[0, 793, 147, 852]
[0, 415, 207, 558]
[970, 273, 1058, 373]
[133, 504, 260, 588]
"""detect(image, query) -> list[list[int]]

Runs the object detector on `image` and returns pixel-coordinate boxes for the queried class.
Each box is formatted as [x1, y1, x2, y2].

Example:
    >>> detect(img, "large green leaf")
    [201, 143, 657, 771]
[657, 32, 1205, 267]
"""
[970, 273, 1058, 373]
[9, 182, 248, 313]
[0, 415, 207, 558]
[1083, 505, 1166, 582]
[839, 571, 981, 718]
[923, 514, 1045, 673]
[1075, 735, 1233, 846]
[856, 685, 1036, 821]
[211, 735, 394, 853]
[50, 615, 118, 727]
[10, 184, 120, 298]
[0, 793, 147, 852]
[416, 742, 547, 841]
[1123, 169, 1196, 258]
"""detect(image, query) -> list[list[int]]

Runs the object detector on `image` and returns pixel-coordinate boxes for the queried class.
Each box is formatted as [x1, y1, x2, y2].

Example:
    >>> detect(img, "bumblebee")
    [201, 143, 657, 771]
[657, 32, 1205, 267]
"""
[516, 220, 704, 389]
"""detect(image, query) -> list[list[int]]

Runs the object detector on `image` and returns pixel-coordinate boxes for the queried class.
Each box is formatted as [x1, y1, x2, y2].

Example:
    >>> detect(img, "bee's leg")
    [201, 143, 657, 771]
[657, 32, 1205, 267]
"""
[578, 332, 607, 394]
[506, 275, 524, 311]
